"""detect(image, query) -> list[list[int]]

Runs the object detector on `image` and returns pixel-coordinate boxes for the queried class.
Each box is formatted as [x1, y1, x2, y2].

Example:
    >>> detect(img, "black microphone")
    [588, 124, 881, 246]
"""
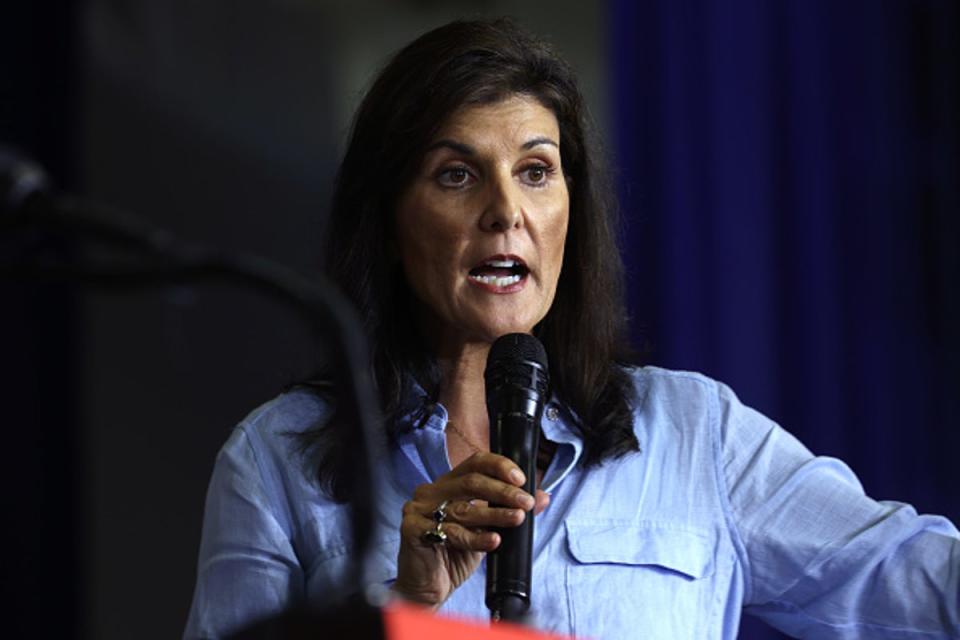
[0, 145, 179, 252]
[484, 333, 549, 623]
[0, 146, 51, 219]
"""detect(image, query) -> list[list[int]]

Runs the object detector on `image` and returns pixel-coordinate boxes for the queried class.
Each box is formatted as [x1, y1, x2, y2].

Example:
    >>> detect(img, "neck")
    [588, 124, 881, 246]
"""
[434, 342, 492, 466]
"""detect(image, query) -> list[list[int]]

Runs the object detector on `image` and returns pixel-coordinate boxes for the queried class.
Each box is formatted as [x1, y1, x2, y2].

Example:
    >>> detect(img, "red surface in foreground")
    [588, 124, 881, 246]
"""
[382, 602, 573, 640]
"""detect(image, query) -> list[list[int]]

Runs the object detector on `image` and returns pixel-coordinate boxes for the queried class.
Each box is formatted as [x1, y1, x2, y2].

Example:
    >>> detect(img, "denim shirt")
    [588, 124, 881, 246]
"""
[185, 367, 960, 639]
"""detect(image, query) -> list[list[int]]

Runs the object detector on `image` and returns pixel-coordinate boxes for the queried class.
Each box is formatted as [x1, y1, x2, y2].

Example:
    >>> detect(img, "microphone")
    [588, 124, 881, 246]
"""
[484, 333, 549, 623]
[0, 146, 51, 219]
[0, 145, 177, 252]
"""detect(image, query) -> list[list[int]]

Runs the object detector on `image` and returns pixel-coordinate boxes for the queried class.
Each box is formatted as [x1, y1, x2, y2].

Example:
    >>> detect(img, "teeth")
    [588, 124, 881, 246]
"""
[469, 273, 523, 287]
[486, 259, 518, 268]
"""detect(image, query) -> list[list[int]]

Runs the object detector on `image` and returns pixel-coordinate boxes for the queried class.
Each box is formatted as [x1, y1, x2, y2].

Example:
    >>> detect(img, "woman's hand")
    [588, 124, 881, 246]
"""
[393, 452, 550, 609]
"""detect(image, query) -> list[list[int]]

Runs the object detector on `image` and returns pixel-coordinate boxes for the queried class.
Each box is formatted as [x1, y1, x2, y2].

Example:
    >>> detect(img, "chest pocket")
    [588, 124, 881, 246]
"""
[565, 521, 718, 640]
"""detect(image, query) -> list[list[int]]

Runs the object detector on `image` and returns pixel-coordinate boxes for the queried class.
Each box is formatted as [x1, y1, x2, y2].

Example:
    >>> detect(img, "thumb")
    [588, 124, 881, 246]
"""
[533, 489, 551, 516]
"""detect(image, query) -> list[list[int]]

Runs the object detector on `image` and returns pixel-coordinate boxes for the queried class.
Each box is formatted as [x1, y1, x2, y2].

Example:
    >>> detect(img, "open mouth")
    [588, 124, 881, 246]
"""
[468, 255, 529, 289]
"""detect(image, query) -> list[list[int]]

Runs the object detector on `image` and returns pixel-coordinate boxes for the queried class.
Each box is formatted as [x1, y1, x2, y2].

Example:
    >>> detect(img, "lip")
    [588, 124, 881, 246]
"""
[467, 253, 529, 294]
[472, 253, 528, 269]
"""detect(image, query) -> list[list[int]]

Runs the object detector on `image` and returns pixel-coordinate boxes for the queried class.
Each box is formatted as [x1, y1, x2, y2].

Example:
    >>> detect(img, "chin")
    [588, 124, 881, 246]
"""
[475, 320, 539, 344]
[439, 302, 549, 347]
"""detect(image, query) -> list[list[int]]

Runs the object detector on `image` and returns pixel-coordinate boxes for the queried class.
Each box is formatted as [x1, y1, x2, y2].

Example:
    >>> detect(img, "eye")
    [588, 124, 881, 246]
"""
[520, 163, 555, 187]
[436, 165, 475, 188]
[526, 166, 546, 183]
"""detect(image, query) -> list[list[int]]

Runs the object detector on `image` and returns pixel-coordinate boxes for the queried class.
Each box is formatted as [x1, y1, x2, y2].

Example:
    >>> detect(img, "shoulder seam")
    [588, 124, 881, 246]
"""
[236, 420, 297, 543]
[705, 377, 755, 606]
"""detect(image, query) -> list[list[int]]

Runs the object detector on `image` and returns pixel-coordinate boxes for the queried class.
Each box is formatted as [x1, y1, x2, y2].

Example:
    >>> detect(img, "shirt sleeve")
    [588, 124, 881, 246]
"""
[184, 425, 304, 639]
[716, 382, 960, 638]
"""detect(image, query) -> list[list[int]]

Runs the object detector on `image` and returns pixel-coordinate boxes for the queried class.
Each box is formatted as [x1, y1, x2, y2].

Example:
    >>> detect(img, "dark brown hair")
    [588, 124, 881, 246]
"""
[308, 18, 638, 501]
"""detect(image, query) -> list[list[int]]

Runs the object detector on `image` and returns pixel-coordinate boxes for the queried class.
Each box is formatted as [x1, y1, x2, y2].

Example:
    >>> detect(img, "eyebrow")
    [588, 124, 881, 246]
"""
[521, 136, 559, 150]
[424, 136, 559, 155]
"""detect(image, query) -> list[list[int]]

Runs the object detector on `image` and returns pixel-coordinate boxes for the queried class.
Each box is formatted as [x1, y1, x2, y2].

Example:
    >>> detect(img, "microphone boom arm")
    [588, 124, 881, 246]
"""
[1, 162, 387, 605]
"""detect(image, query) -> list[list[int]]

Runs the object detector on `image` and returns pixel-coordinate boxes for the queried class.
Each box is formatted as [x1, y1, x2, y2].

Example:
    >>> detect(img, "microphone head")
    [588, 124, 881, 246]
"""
[484, 333, 549, 403]
[0, 146, 50, 217]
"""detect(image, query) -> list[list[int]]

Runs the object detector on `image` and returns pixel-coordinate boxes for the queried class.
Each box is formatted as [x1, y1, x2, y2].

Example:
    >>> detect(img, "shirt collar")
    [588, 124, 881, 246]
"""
[538, 400, 583, 492]
[390, 378, 585, 494]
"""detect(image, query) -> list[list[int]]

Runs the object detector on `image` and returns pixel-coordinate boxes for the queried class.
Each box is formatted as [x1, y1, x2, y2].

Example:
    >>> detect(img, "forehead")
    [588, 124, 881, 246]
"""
[431, 95, 561, 145]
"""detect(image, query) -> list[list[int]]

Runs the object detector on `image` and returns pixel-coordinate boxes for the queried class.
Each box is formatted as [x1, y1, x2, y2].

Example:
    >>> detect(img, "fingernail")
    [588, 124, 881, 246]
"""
[510, 469, 525, 484]
[518, 492, 535, 509]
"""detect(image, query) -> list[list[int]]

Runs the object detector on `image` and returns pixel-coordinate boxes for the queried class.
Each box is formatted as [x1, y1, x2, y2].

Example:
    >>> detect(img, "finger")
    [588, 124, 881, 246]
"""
[441, 521, 501, 552]
[402, 513, 500, 552]
[533, 490, 551, 516]
[448, 451, 527, 487]
[410, 478, 530, 514]
[449, 499, 526, 529]
[453, 472, 536, 511]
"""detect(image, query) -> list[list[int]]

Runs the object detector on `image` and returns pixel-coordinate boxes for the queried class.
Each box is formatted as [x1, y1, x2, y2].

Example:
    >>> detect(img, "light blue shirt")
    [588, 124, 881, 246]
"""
[185, 367, 960, 639]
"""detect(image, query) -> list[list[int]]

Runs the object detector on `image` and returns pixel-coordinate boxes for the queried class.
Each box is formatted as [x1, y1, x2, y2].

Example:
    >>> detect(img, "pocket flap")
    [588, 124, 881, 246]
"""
[565, 521, 716, 579]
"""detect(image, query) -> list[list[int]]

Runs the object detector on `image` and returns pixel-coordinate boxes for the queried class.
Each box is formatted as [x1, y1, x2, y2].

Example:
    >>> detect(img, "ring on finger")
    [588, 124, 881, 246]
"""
[420, 521, 447, 545]
[431, 499, 450, 523]
[420, 499, 450, 546]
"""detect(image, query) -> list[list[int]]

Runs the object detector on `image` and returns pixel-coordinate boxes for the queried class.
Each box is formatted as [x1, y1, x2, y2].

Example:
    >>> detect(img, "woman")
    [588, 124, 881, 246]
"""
[185, 19, 960, 639]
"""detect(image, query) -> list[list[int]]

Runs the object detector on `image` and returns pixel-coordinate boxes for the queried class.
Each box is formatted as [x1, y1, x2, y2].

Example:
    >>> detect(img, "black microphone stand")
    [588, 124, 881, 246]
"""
[0, 147, 386, 608]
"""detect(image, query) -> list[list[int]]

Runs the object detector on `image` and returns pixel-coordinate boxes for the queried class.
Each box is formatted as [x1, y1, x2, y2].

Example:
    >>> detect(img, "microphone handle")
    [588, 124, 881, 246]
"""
[486, 410, 539, 622]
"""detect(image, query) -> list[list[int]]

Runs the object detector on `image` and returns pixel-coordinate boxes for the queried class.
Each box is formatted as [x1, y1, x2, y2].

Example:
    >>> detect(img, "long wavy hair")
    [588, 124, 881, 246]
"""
[305, 18, 639, 501]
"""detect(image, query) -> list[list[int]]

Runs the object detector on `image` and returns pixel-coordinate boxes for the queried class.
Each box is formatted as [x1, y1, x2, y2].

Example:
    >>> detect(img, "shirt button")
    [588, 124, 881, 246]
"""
[546, 405, 559, 421]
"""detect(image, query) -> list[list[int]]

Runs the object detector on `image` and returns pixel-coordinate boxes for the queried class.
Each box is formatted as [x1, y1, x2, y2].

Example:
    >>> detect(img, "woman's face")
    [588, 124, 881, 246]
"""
[395, 95, 569, 350]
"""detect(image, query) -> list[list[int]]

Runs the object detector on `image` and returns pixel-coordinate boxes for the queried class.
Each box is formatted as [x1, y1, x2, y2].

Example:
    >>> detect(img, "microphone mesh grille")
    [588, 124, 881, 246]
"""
[488, 333, 548, 368]
[485, 333, 549, 396]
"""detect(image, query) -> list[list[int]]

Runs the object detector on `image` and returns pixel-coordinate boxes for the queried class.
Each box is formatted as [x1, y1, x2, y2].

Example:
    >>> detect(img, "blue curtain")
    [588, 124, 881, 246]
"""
[610, 1, 959, 638]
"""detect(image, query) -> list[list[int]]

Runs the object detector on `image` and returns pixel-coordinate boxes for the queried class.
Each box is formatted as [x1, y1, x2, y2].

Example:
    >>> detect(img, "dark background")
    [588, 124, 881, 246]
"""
[2, 1, 957, 639]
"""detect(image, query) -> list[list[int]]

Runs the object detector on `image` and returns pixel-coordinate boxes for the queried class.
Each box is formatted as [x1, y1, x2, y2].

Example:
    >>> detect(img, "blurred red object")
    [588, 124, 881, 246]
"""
[383, 602, 572, 640]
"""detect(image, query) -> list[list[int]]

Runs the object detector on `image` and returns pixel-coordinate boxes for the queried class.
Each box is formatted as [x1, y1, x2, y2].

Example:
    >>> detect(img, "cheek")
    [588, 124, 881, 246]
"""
[546, 209, 570, 274]
[553, 218, 569, 257]
[395, 224, 462, 302]
[396, 192, 464, 265]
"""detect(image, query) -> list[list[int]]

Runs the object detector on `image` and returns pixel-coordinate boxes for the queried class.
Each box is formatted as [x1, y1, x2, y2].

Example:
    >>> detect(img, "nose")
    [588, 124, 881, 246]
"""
[479, 172, 522, 232]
